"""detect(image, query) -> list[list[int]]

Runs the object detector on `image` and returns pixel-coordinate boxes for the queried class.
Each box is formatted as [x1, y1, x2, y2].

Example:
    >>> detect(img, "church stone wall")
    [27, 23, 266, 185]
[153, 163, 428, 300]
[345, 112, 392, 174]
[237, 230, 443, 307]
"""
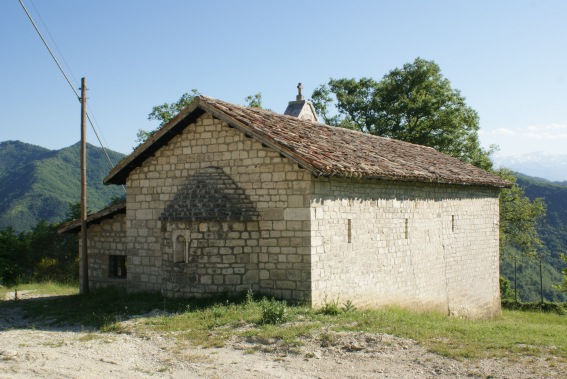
[310, 178, 501, 319]
[125, 114, 313, 301]
[82, 213, 128, 290]
[113, 112, 501, 317]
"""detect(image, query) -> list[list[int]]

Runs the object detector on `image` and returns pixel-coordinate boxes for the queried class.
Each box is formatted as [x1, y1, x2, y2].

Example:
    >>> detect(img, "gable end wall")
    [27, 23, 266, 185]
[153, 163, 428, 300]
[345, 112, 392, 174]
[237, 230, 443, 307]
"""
[125, 114, 313, 301]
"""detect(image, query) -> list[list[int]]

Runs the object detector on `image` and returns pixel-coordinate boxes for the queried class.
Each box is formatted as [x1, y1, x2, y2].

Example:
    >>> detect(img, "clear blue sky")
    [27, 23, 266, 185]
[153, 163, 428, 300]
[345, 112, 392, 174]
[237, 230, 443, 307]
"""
[1, 0, 566, 158]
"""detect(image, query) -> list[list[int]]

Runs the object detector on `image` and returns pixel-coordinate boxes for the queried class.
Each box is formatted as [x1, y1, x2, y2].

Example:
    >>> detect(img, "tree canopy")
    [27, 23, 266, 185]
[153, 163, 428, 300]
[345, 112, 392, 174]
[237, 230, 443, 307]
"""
[135, 91, 263, 148]
[135, 90, 201, 147]
[497, 169, 546, 253]
[244, 92, 263, 109]
[311, 58, 495, 170]
[147, 89, 201, 128]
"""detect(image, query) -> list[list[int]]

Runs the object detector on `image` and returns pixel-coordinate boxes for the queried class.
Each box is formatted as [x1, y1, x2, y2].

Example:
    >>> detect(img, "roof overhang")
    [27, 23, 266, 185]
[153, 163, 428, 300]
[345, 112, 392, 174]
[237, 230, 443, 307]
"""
[104, 100, 205, 185]
[103, 97, 321, 185]
[58, 201, 126, 234]
[102, 96, 511, 189]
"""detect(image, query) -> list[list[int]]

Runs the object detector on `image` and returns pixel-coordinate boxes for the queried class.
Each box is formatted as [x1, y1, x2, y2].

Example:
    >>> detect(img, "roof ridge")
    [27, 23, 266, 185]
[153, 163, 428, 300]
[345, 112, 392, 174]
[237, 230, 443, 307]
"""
[199, 96, 437, 151]
[104, 95, 511, 188]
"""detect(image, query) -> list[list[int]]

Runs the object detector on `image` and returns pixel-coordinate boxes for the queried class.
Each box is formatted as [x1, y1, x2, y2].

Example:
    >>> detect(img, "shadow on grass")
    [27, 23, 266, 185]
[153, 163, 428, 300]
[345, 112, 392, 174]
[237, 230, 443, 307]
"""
[0, 287, 251, 333]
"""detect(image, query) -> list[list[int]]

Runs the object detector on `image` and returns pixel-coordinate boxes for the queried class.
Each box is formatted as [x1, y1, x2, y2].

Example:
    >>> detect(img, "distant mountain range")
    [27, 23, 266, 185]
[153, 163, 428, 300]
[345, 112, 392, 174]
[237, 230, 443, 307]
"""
[493, 152, 567, 182]
[0, 140, 125, 232]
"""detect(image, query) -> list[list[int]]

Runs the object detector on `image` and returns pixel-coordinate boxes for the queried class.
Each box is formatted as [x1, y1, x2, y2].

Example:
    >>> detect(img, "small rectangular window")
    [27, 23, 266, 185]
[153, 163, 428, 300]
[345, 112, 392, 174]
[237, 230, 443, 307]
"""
[347, 219, 352, 243]
[109, 255, 127, 279]
[404, 218, 409, 239]
[175, 235, 187, 263]
[451, 215, 455, 232]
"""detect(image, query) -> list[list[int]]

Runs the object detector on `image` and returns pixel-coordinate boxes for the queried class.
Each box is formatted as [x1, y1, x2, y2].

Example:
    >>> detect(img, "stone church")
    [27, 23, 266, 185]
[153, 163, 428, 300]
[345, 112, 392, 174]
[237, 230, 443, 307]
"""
[60, 87, 510, 318]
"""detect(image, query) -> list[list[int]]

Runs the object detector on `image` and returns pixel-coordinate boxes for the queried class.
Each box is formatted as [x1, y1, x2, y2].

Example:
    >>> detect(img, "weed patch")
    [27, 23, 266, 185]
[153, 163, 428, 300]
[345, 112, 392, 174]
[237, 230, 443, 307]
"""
[4, 283, 567, 362]
[259, 297, 289, 325]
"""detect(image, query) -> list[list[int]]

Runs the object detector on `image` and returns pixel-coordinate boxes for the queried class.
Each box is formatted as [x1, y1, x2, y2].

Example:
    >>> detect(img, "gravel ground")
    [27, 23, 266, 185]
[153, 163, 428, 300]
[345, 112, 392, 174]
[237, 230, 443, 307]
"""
[1, 292, 566, 378]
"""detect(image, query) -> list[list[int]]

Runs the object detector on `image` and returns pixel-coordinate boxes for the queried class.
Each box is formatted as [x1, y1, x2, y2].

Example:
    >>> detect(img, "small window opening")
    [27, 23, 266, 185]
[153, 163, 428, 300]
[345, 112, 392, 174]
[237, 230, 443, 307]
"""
[109, 255, 127, 279]
[451, 215, 455, 232]
[404, 218, 409, 239]
[174, 235, 187, 263]
[347, 219, 352, 243]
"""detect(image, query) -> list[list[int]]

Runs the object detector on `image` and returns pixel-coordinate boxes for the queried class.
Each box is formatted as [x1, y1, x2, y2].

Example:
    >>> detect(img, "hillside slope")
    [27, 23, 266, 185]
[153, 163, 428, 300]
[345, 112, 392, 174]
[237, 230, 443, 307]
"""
[500, 174, 567, 302]
[0, 141, 125, 231]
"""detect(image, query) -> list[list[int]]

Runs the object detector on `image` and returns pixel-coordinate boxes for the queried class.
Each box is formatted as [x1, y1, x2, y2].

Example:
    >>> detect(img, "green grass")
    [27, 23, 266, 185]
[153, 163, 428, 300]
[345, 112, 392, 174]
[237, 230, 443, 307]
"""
[2, 283, 567, 362]
[1, 280, 78, 299]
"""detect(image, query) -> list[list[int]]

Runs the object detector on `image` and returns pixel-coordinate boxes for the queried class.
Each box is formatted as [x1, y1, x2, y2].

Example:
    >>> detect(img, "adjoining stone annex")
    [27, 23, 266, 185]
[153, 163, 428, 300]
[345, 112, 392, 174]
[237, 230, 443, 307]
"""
[60, 86, 511, 318]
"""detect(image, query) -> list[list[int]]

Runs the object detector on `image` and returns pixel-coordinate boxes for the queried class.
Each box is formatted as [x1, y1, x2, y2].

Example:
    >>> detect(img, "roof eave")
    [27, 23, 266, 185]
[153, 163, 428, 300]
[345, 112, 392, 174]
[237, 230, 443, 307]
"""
[103, 99, 206, 185]
[318, 172, 511, 188]
[58, 201, 127, 234]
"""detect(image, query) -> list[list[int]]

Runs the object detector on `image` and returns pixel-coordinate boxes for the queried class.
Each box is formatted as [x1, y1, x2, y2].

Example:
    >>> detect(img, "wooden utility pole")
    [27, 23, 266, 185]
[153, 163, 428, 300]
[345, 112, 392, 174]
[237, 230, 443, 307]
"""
[80, 77, 89, 294]
[514, 255, 518, 303]
[539, 254, 544, 304]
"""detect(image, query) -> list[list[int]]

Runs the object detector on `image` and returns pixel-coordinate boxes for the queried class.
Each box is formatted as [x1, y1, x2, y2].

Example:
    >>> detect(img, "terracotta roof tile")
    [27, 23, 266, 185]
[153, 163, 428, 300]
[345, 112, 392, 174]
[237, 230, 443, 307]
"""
[104, 96, 510, 188]
[200, 97, 510, 187]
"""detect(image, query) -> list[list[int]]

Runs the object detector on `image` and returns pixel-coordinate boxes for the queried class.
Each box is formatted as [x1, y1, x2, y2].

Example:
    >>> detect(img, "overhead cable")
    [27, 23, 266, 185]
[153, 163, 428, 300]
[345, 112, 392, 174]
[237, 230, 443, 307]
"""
[18, 0, 125, 194]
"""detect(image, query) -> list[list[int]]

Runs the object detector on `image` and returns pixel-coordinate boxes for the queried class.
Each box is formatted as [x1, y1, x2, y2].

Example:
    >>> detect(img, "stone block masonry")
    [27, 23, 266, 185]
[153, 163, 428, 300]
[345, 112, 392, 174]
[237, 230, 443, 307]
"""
[83, 214, 128, 290]
[125, 114, 313, 301]
[310, 178, 501, 318]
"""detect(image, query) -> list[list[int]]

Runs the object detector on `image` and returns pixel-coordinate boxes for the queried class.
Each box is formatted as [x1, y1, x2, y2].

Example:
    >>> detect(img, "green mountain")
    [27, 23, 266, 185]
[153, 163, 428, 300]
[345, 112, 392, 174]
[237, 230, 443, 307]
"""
[0, 140, 125, 232]
[500, 173, 567, 302]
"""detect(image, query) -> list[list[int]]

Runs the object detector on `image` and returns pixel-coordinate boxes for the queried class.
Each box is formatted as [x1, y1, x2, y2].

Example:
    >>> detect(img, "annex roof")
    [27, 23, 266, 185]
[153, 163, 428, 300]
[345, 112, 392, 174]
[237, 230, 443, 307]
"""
[58, 201, 126, 234]
[104, 96, 510, 188]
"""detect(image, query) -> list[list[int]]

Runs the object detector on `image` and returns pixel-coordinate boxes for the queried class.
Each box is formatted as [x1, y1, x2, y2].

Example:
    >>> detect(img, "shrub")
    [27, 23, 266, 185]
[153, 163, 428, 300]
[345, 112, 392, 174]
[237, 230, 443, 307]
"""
[502, 299, 566, 315]
[318, 295, 340, 316]
[260, 297, 288, 324]
[499, 276, 515, 301]
[342, 300, 357, 313]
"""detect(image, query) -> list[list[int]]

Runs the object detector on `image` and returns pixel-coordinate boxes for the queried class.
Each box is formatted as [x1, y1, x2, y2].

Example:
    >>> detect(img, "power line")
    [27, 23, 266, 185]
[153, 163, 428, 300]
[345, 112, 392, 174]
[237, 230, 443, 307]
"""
[19, 0, 79, 99]
[18, 0, 125, 194]
[28, 0, 80, 90]
[26, 0, 114, 167]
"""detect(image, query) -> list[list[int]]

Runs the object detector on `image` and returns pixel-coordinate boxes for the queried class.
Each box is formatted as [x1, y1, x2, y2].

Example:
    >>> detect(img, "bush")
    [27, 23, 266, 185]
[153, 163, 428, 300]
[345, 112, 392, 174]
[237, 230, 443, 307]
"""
[499, 276, 515, 301]
[502, 299, 566, 315]
[318, 296, 340, 316]
[260, 297, 289, 324]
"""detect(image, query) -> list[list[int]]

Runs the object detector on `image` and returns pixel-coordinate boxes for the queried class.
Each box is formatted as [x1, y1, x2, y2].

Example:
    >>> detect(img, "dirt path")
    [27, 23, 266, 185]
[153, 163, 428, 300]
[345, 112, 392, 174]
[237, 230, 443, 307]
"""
[1, 296, 566, 378]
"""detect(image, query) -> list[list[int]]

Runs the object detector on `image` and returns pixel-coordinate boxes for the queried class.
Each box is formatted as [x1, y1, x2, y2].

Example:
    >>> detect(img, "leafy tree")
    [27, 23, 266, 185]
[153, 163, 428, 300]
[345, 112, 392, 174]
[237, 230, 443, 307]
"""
[497, 169, 546, 254]
[311, 57, 495, 170]
[65, 201, 93, 221]
[136, 91, 264, 147]
[499, 276, 515, 301]
[0, 202, 81, 285]
[108, 195, 126, 206]
[497, 169, 548, 302]
[556, 254, 567, 294]
[244, 92, 263, 108]
[0, 227, 26, 284]
[148, 89, 201, 128]
[135, 90, 201, 147]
